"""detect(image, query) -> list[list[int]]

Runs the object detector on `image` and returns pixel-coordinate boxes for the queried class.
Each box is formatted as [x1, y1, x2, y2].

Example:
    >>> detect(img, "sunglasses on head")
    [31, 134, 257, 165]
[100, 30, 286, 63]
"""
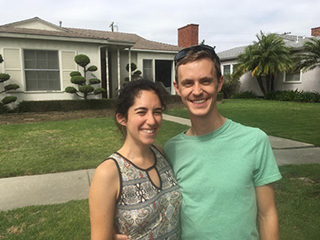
[174, 45, 217, 65]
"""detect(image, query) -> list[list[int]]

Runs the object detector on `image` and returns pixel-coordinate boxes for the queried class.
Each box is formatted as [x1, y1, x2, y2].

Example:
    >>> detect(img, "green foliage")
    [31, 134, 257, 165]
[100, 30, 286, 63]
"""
[0, 73, 10, 82]
[0, 55, 19, 105]
[124, 63, 142, 85]
[65, 86, 78, 94]
[79, 85, 94, 94]
[66, 54, 105, 100]
[265, 90, 320, 103]
[235, 31, 293, 96]
[221, 74, 241, 98]
[71, 76, 86, 85]
[2, 96, 17, 104]
[294, 37, 320, 72]
[94, 88, 106, 95]
[70, 71, 81, 77]
[231, 91, 258, 99]
[125, 63, 137, 72]
[16, 99, 115, 113]
[4, 84, 19, 91]
[87, 65, 98, 71]
[74, 54, 90, 68]
[89, 78, 101, 85]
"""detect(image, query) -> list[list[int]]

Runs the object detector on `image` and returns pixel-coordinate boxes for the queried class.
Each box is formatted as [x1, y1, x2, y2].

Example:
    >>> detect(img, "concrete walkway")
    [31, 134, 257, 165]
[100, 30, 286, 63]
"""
[1, 114, 319, 211]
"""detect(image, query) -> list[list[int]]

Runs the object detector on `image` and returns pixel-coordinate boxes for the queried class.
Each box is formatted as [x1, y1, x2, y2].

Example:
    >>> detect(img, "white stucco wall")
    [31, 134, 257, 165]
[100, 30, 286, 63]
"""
[220, 59, 320, 96]
[0, 37, 102, 102]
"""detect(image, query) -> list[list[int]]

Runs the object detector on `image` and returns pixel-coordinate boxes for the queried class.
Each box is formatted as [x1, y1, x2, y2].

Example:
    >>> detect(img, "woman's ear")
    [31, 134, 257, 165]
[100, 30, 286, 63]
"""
[116, 113, 127, 126]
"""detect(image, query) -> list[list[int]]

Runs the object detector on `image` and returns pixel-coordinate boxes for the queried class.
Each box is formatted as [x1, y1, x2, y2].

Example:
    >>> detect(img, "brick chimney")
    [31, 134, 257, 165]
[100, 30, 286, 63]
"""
[178, 24, 199, 48]
[311, 27, 320, 36]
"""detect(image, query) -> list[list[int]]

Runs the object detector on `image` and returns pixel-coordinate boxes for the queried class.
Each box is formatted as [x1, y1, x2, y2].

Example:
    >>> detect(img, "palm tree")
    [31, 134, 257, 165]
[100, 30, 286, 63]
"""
[234, 31, 292, 97]
[294, 38, 320, 72]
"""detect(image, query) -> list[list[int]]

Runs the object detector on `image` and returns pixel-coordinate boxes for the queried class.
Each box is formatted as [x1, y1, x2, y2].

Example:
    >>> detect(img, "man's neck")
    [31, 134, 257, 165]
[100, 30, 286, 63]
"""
[186, 112, 226, 136]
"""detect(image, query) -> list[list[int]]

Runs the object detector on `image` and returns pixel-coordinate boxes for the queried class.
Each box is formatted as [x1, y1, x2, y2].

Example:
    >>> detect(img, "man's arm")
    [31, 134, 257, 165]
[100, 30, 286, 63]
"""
[255, 184, 280, 240]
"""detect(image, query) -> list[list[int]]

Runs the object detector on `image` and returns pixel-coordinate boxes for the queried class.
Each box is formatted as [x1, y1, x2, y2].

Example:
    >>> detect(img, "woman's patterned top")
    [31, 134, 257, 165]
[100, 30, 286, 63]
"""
[107, 145, 181, 240]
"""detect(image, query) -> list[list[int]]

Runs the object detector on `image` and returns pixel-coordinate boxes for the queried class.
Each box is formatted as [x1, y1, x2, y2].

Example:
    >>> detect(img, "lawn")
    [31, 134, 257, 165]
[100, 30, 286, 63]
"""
[166, 99, 320, 146]
[1, 164, 319, 240]
[0, 117, 188, 178]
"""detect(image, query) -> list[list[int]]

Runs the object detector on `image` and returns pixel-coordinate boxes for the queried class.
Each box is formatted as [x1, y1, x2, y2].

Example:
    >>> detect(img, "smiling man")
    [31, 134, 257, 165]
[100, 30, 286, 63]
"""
[164, 45, 282, 240]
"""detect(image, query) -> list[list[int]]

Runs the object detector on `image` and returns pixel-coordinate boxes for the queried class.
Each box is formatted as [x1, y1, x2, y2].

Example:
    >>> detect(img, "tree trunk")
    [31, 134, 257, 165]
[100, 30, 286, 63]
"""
[256, 76, 266, 97]
[271, 75, 275, 91]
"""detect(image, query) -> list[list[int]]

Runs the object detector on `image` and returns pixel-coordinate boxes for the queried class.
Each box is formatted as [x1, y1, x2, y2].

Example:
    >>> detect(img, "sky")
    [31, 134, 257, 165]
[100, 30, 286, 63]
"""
[1, 0, 320, 53]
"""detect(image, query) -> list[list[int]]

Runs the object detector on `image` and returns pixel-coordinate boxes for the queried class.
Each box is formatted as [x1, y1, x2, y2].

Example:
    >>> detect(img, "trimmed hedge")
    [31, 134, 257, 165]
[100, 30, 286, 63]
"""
[0, 95, 187, 114]
[17, 99, 115, 113]
[265, 90, 320, 103]
[231, 91, 258, 99]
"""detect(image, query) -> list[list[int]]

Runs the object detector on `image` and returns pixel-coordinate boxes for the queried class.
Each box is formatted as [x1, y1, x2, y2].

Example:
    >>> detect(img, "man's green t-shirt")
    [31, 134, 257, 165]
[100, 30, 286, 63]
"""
[164, 119, 282, 240]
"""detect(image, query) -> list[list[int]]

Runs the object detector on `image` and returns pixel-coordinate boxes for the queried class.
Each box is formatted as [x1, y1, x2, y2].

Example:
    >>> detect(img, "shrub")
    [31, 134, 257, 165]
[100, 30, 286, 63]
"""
[221, 74, 241, 99]
[2, 96, 17, 104]
[74, 54, 90, 67]
[231, 91, 258, 99]
[17, 99, 115, 113]
[66, 54, 105, 100]
[265, 90, 320, 103]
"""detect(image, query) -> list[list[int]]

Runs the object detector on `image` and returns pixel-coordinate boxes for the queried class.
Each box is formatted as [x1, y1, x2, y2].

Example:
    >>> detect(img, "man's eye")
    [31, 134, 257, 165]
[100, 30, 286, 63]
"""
[182, 82, 193, 87]
[202, 79, 212, 85]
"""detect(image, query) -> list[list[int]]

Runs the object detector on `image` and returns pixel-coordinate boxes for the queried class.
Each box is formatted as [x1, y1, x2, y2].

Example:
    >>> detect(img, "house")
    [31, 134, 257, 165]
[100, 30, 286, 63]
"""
[0, 17, 183, 102]
[218, 29, 320, 96]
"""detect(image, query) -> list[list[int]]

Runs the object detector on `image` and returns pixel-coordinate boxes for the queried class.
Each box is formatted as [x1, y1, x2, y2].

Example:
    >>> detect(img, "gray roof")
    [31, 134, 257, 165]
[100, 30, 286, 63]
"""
[0, 17, 181, 52]
[218, 34, 317, 61]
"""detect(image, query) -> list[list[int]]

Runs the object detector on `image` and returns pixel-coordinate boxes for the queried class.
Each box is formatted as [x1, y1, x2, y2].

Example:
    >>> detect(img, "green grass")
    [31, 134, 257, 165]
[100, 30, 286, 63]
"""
[275, 164, 320, 240]
[0, 200, 90, 240]
[0, 117, 188, 178]
[166, 99, 320, 146]
[0, 164, 319, 240]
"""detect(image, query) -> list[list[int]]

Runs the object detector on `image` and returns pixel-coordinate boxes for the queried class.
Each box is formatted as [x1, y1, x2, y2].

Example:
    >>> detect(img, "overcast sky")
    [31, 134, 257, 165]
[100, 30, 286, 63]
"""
[1, 0, 320, 52]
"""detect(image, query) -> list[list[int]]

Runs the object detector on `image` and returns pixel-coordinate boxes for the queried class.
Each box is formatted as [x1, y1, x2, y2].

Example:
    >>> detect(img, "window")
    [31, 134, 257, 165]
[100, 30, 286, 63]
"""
[24, 50, 60, 91]
[283, 70, 301, 83]
[143, 59, 153, 79]
[223, 65, 231, 75]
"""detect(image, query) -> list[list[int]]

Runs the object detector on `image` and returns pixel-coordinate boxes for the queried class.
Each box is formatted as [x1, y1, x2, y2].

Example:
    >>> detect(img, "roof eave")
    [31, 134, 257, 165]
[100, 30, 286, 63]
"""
[129, 48, 179, 54]
[0, 32, 135, 46]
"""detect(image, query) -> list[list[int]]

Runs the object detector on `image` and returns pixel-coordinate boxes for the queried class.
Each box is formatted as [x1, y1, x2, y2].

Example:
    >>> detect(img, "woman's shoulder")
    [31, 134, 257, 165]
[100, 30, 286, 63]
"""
[93, 158, 119, 184]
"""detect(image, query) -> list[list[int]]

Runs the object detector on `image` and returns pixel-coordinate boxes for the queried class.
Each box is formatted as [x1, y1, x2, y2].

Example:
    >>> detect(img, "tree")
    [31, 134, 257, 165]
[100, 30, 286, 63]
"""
[234, 31, 292, 97]
[0, 54, 20, 105]
[65, 54, 105, 100]
[124, 63, 142, 82]
[294, 38, 320, 72]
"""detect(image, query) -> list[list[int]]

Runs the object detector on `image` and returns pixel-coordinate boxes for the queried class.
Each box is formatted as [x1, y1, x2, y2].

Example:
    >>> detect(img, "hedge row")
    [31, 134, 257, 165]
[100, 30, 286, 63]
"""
[265, 90, 320, 103]
[0, 95, 185, 114]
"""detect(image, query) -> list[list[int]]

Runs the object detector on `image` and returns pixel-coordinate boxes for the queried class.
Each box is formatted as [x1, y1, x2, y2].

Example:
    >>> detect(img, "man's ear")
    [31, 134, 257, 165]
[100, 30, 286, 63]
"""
[116, 113, 126, 126]
[217, 76, 224, 92]
[173, 81, 181, 96]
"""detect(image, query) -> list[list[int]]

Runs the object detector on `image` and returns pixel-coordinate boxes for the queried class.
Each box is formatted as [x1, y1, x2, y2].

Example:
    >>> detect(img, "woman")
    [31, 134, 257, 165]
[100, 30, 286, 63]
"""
[89, 79, 181, 240]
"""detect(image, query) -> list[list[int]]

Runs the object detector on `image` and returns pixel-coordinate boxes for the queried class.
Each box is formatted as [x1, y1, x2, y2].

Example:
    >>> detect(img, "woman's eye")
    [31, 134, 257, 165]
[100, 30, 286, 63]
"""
[137, 111, 146, 115]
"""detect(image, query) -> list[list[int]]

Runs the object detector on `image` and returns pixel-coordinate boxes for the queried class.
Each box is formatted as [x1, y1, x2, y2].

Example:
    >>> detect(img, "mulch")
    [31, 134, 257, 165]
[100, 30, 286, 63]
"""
[0, 103, 185, 125]
[0, 109, 114, 125]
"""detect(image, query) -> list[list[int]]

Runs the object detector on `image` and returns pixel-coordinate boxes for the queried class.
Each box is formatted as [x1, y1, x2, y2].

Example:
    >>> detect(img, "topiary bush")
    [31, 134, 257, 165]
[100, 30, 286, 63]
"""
[0, 54, 20, 106]
[65, 54, 106, 100]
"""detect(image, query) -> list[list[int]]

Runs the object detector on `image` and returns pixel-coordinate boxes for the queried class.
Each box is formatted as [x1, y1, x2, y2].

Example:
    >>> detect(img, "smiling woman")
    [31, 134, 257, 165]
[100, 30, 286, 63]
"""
[89, 79, 182, 240]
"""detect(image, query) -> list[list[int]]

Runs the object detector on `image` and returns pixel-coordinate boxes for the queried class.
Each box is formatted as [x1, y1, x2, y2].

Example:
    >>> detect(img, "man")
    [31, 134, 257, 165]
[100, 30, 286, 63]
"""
[164, 45, 282, 240]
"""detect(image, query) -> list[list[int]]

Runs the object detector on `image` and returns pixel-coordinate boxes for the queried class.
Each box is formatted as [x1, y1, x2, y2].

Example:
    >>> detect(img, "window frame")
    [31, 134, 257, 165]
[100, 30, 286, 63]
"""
[23, 49, 61, 92]
[283, 70, 302, 84]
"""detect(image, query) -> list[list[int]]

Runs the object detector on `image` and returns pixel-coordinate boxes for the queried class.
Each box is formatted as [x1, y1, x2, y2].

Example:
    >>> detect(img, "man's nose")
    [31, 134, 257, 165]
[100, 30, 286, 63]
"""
[192, 83, 203, 95]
